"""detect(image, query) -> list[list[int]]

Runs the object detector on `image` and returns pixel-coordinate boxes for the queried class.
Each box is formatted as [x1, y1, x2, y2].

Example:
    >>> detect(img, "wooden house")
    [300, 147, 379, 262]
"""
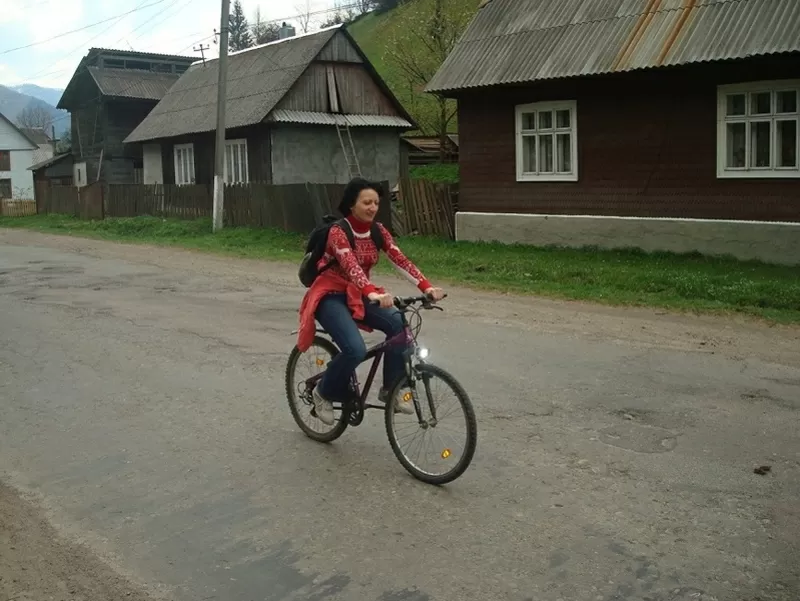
[57, 48, 197, 186]
[424, 0, 800, 262]
[123, 25, 415, 189]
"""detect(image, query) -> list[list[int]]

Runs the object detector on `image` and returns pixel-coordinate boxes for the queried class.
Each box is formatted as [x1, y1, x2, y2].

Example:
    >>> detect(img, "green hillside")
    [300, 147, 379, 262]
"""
[347, 0, 481, 136]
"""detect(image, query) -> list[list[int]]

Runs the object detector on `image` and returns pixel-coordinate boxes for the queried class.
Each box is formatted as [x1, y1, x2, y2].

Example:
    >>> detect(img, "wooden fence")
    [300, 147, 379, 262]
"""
[37, 181, 392, 234]
[30, 178, 457, 240]
[0, 199, 37, 217]
[41, 182, 104, 220]
[393, 178, 457, 239]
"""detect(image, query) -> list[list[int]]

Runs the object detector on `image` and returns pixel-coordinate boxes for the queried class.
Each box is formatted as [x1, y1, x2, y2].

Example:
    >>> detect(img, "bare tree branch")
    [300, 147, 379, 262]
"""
[16, 105, 52, 133]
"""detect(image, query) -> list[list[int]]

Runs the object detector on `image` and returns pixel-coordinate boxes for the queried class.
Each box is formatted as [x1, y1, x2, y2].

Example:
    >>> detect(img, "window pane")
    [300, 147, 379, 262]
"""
[538, 135, 554, 172]
[726, 122, 746, 168]
[751, 92, 771, 115]
[556, 133, 571, 172]
[777, 90, 798, 114]
[538, 111, 553, 130]
[226, 145, 232, 182]
[556, 109, 571, 128]
[521, 112, 536, 130]
[750, 121, 771, 167]
[521, 135, 536, 173]
[777, 120, 798, 168]
[726, 94, 746, 116]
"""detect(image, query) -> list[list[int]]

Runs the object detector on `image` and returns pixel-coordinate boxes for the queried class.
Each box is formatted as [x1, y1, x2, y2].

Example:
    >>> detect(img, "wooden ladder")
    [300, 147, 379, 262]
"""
[336, 120, 361, 179]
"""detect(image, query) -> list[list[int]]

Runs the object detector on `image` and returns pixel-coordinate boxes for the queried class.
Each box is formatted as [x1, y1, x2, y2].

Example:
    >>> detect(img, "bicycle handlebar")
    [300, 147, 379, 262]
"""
[367, 293, 447, 310]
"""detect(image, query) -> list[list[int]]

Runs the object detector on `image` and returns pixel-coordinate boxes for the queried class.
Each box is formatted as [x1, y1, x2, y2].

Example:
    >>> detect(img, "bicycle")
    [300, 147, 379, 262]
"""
[285, 294, 477, 485]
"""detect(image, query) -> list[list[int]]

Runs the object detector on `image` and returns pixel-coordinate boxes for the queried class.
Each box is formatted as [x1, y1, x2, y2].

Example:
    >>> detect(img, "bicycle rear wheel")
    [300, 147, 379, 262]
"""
[384, 363, 477, 485]
[285, 335, 349, 443]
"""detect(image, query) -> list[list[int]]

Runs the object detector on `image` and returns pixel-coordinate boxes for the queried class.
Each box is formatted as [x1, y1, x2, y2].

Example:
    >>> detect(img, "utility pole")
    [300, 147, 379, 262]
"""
[193, 43, 210, 64]
[212, 0, 230, 233]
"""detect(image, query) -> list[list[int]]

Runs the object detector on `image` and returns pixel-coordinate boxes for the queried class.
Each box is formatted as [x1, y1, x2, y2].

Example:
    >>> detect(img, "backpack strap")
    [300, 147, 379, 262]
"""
[370, 222, 385, 251]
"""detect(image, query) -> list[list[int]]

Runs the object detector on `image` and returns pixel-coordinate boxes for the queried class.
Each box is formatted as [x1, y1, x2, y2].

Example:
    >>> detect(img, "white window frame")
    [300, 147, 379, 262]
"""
[515, 100, 578, 182]
[223, 138, 249, 184]
[174, 143, 195, 186]
[716, 79, 800, 179]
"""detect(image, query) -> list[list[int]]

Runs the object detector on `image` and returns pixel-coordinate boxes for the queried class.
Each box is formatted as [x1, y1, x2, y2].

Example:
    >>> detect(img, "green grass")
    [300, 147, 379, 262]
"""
[3, 214, 800, 324]
[410, 163, 459, 183]
[347, 0, 482, 135]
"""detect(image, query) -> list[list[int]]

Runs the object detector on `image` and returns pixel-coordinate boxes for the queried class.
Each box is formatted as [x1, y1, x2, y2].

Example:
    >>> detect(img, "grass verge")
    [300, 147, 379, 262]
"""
[2, 214, 799, 324]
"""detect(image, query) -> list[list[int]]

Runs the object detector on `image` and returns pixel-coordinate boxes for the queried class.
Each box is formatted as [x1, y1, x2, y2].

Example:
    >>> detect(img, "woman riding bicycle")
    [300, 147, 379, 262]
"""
[297, 177, 445, 425]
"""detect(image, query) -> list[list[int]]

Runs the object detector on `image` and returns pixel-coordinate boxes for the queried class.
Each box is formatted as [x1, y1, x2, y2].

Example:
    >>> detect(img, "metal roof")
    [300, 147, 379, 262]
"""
[267, 109, 413, 128]
[28, 152, 72, 172]
[86, 66, 182, 100]
[19, 128, 51, 145]
[425, 0, 800, 94]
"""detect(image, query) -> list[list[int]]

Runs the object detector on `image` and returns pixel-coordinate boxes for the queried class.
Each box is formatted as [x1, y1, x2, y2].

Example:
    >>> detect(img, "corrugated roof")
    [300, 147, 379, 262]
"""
[28, 152, 72, 172]
[19, 128, 51, 145]
[267, 109, 413, 128]
[425, 0, 800, 93]
[86, 66, 182, 100]
[125, 26, 341, 143]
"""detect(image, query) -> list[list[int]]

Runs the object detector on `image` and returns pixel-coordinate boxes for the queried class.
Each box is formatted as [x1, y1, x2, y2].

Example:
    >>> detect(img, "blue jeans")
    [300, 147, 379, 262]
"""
[315, 293, 407, 401]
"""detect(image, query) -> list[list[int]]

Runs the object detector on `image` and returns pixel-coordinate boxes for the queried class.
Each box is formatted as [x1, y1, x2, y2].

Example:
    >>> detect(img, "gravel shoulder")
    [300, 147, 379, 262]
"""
[0, 481, 158, 601]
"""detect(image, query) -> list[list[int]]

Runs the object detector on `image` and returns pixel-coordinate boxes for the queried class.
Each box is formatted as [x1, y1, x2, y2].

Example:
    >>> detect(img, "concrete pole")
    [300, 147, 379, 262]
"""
[212, 0, 230, 232]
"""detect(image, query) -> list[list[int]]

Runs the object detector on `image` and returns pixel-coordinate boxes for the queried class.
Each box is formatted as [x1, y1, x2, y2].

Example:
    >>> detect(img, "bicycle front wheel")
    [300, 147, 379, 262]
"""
[385, 363, 477, 485]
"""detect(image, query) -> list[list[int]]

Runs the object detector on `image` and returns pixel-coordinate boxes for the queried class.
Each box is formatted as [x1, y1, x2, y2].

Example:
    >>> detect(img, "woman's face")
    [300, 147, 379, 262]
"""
[351, 187, 379, 222]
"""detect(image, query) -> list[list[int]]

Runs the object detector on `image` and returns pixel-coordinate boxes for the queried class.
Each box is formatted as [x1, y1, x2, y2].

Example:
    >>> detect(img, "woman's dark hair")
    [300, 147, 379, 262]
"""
[338, 177, 383, 216]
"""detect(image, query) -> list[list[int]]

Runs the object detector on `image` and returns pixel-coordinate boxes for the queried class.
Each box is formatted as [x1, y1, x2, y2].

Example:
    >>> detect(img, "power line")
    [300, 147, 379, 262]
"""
[0, 0, 170, 55]
[23, 0, 172, 82]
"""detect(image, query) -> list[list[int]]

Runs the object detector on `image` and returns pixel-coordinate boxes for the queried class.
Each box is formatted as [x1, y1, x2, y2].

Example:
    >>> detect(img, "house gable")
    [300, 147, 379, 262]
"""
[0, 113, 38, 151]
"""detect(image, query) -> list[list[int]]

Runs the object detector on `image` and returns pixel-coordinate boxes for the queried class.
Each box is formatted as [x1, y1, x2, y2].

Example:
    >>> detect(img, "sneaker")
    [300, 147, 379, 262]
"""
[379, 388, 415, 415]
[312, 387, 335, 426]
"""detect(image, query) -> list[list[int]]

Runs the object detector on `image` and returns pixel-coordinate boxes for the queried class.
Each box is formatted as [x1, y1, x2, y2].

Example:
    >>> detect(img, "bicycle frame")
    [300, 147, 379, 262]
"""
[304, 317, 417, 410]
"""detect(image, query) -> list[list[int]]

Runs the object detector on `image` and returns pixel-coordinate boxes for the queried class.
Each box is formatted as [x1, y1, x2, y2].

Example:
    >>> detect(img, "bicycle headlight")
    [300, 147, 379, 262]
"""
[416, 347, 430, 359]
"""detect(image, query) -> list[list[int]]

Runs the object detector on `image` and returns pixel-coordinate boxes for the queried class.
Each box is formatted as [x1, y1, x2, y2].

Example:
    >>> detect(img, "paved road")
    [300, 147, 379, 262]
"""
[1, 230, 799, 601]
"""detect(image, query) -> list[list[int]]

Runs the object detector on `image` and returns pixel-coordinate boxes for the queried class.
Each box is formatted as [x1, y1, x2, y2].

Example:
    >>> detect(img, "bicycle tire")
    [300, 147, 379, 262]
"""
[285, 335, 349, 443]
[384, 363, 477, 485]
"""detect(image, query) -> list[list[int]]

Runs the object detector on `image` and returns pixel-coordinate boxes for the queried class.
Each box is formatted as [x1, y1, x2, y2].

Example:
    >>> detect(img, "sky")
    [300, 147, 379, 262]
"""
[0, 0, 340, 90]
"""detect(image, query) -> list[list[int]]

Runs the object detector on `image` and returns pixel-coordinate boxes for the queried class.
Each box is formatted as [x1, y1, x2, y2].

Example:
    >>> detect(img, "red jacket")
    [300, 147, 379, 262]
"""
[296, 270, 383, 352]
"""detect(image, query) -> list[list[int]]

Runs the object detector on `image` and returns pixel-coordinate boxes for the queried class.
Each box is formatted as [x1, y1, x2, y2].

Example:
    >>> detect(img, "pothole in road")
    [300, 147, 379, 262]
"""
[598, 422, 678, 453]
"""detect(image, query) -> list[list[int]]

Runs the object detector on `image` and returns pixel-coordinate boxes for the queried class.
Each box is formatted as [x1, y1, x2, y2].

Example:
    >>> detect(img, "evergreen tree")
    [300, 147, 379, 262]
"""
[228, 0, 253, 52]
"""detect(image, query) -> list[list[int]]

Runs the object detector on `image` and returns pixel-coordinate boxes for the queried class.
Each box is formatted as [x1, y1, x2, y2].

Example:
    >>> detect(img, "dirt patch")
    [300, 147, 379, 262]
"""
[0, 481, 160, 601]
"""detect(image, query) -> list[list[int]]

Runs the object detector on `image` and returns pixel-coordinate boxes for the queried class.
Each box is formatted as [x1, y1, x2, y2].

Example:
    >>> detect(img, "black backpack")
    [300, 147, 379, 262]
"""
[298, 215, 385, 288]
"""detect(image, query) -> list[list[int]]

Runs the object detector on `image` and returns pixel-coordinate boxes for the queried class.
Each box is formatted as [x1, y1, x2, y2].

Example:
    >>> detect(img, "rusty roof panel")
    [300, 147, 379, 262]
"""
[425, 0, 800, 93]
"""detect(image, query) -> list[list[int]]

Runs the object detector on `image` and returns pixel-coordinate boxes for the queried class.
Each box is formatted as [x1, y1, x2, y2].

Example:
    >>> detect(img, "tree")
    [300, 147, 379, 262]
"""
[295, 0, 313, 33]
[252, 7, 280, 44]
[385, 0, 472, 160]
[228, 0, 253, 51]
[16, 104, 52, 133]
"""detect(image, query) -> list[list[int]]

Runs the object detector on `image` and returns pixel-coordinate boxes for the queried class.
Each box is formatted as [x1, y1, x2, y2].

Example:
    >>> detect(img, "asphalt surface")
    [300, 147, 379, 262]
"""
[1, 230, 799, 601]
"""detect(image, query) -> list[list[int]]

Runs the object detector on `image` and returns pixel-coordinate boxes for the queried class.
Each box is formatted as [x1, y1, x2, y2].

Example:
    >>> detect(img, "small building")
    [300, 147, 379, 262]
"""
[57, 48, 197, 187]
[0, 111, 38, 201]
[425, 0, 800, 263]
[123, 24, 415, 189]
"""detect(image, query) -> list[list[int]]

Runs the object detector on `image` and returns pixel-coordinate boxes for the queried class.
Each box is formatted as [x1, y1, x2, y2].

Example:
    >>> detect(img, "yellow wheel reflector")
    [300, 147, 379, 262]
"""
[441, 449, 451, 459]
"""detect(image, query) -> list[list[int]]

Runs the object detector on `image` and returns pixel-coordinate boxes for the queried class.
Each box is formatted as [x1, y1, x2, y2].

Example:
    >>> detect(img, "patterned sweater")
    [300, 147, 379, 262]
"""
[318, 215, 432, 297]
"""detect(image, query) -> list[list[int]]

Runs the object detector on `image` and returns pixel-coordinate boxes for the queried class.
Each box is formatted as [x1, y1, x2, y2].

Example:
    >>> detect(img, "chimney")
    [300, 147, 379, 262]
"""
[278, 22, 296, 40]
